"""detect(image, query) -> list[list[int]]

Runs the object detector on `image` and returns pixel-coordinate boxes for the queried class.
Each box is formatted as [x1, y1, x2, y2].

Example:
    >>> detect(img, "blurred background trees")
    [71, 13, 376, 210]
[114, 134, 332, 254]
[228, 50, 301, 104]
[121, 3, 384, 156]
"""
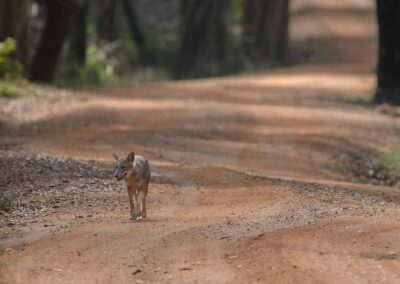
[0, 0, 398, 105]
[0, 0, 292, 87]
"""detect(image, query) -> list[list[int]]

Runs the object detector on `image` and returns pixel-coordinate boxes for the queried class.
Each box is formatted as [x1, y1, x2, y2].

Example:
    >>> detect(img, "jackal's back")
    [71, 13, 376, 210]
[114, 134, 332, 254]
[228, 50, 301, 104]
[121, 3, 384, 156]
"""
[132, 155, 151, 181]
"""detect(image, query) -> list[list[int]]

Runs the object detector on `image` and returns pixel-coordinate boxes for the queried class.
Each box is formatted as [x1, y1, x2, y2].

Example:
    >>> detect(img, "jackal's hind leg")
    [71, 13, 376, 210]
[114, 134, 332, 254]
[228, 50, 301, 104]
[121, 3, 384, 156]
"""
[141, 182, 149, 218]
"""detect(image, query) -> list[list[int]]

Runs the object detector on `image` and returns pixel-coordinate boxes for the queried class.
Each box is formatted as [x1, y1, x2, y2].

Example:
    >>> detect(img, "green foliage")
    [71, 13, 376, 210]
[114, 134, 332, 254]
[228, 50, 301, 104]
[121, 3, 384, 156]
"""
[87, 22, 97, 39]
[381, 144, 400, 175]
[0, 80, 37, 98]
[55, 43, 121, 89]
[0, 38, 23, 79]
[231, 0, 245, 23]
[0, 38, 34, 99]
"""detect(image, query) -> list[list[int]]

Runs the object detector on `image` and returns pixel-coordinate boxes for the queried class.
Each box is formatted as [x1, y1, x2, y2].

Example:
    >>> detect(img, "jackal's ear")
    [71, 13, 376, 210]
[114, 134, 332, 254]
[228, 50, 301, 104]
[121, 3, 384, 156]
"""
[112, 153, 119, 161]
[127, 152, 135, 161]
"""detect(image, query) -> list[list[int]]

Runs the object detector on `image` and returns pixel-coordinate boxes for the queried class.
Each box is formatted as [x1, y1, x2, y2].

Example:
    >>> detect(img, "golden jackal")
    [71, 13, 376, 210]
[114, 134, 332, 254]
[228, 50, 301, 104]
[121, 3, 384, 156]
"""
[113, 152, 151, 220]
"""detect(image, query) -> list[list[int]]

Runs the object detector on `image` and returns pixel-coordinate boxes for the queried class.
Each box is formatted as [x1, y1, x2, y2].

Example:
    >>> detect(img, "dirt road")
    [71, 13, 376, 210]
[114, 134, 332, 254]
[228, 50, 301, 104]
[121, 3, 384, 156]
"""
[2, 1, 400, 283]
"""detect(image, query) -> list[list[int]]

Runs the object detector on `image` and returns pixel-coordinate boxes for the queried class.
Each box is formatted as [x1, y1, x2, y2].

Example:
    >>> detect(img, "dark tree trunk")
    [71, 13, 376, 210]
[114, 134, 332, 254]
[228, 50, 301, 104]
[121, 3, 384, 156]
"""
[98, 0, 117, 42]
[214, 1, 227, 62]
[374, 0, 400, 104]
[69, 1, 89, 65]
[243, 0, 290, 63]
[120, 0, 148, 57]
[28, 0, 77, 82]
[243, 0, 260, 50]
[176, 0, 229, 78]
[0, 0, 30, 68]
[176, 0, 204, 78]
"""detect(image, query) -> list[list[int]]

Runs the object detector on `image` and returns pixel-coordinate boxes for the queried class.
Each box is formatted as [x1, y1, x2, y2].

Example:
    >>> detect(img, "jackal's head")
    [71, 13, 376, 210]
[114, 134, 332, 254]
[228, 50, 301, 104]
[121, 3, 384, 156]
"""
[113, 152, 135, 181]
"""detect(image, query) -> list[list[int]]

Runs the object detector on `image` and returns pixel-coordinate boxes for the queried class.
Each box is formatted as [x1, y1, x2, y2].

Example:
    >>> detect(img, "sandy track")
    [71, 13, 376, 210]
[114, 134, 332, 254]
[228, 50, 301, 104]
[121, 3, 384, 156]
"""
[1, 64, 400, 282]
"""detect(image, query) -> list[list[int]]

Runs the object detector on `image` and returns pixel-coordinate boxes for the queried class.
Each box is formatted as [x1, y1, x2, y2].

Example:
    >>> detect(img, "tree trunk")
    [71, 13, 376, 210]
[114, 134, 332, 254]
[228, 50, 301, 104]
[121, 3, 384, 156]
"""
[69, 1, 89, 65]
[28, 0, 77, 83]
[374, 0, 400, 104]
[243, 0, 290, 63]
[98, 0, 117, 42]
[120, 0, 147, 57]
[214, 1, 227, 62]
[243, 0, 260, 52]
[176, 0, 229, 78]
[0, 0, 30, 68]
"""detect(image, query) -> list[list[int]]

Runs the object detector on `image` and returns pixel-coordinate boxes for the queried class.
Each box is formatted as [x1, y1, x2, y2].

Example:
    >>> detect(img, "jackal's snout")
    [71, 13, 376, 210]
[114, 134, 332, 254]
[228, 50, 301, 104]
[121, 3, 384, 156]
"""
[114, 169, 127, 181]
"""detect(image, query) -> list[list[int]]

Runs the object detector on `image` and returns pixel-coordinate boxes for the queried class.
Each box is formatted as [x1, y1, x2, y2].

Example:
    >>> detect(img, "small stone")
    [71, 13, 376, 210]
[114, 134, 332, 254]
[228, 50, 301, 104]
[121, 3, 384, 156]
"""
[132, 269, 142, 275]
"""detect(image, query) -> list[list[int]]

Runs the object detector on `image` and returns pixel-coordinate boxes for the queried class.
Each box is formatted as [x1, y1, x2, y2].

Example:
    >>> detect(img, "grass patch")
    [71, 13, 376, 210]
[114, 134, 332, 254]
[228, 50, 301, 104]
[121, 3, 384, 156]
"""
[381, 144, 400, 175]
[0, 80, 37, 99]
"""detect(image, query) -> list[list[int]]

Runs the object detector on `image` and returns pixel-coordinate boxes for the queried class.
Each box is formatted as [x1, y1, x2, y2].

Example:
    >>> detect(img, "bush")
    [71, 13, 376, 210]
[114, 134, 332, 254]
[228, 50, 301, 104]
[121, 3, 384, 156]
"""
[0, 38, 23, 79]
[382, 144, 400, 175]
[0, 80, 37, 98]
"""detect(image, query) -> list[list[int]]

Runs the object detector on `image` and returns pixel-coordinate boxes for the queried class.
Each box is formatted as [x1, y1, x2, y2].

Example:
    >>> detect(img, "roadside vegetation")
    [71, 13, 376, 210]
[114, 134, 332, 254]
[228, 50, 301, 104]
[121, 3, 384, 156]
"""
[382, 144, 400, 176]
[0, 38, 37, 98]
[0, 80, 37, 99]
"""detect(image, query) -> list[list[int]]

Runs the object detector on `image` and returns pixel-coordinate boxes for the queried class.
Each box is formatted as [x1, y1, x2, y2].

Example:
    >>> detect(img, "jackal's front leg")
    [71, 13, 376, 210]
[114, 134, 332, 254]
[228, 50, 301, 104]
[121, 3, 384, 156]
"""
[132, 189, 143, 219]
[127, 185, 135, 219]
